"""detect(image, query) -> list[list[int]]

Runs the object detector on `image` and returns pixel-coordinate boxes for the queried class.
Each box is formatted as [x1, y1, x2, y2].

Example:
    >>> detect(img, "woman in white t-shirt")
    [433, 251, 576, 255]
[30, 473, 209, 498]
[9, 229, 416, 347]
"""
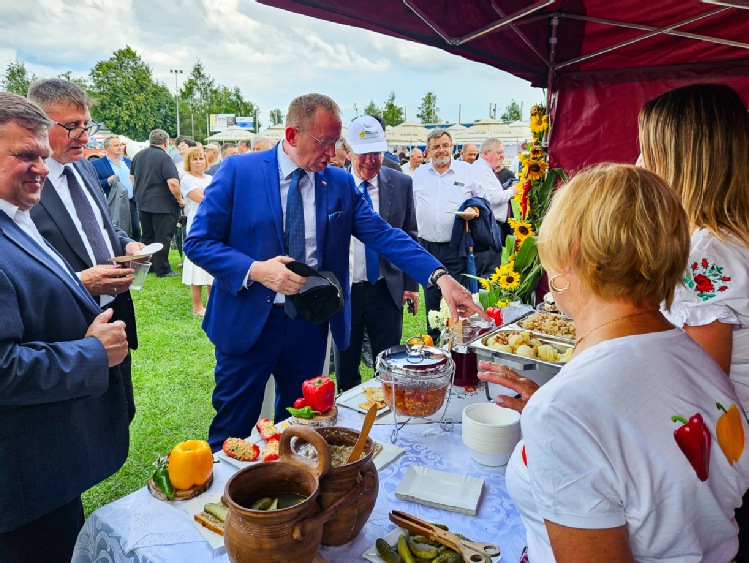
[479, 165, 749, 562]
[638, 82, 749, 561]
[181, 148, 213, 316]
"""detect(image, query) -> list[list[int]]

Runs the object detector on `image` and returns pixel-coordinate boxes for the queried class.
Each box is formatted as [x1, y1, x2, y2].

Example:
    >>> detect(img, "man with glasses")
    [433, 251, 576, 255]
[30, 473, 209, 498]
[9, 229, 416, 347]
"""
[332, 116, 420, 392]
[28, 78, 142, 417]
[185, 93, 484, 449]
[413, 129, 495, 341]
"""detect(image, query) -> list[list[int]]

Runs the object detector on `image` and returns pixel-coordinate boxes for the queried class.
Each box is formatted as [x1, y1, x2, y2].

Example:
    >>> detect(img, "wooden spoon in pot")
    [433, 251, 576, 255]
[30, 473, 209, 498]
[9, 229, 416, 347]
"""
[348, 403, 378, 463]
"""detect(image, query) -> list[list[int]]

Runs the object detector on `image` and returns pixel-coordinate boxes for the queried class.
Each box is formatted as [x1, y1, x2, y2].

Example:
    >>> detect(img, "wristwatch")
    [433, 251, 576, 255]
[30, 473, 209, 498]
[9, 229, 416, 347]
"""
[429, 267, 449, 287]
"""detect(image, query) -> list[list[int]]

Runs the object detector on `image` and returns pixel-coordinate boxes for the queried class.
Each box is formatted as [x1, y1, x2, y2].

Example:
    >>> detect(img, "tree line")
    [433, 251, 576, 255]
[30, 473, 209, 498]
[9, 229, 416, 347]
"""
[2, 47, 523, 140]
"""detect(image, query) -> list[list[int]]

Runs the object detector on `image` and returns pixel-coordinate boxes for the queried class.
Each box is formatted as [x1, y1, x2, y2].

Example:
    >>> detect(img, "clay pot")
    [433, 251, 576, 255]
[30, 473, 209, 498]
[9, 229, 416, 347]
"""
[299, 427, 379, 546]
[223, 425, 333, 563]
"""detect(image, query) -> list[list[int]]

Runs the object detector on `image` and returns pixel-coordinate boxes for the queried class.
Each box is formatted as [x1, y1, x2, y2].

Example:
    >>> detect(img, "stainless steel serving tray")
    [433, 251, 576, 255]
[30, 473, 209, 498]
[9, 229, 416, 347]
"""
[468, 324, 573, 375]
[513, 310, 576, 344]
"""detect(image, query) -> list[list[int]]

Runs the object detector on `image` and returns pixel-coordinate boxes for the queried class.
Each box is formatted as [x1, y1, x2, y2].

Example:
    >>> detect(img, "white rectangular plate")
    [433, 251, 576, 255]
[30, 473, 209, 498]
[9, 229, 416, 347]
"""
[336, 380, 390, 415]
[394, 465, 484, 515]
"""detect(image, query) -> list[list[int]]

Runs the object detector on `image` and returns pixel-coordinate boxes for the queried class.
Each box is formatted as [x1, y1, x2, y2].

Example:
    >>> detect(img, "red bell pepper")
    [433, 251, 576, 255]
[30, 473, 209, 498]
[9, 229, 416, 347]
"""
[672, 413, 712, 482]
[302, 376, 336, 414]
[485, 307, 503, 326]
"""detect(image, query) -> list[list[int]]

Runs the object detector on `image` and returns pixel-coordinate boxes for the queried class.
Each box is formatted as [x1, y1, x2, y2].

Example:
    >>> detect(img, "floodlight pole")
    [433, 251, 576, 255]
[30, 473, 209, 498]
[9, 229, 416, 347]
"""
[170, 69, 184, 136]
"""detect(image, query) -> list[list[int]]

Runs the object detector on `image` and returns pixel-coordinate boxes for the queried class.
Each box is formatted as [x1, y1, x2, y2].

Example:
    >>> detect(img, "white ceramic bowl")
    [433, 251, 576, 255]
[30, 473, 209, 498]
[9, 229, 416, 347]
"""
[462, 403, 521, 466]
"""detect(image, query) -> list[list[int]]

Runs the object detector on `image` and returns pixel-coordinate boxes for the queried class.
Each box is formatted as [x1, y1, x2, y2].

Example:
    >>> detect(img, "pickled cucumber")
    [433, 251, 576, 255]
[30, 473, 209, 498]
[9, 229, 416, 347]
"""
[249, 497, 274, 510]
[375, 538, 405, 563]
[397, 535, 416, 563]
[406, 535, 439, 559]
[203, 503, 228, 522]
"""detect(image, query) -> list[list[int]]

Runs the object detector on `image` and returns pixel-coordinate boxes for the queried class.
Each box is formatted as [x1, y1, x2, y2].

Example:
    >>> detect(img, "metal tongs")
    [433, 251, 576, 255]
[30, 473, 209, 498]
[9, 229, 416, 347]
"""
[389, 510, 500, 562]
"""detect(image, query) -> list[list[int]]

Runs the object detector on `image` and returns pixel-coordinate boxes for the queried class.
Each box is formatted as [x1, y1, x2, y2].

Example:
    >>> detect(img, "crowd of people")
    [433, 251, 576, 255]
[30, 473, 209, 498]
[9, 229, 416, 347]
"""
[2, 78, 749, 562]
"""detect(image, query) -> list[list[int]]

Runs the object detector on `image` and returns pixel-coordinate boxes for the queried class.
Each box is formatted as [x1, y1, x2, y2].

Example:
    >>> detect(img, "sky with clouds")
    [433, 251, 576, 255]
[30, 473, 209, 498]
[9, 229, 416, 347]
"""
[0, 0, 545, 131]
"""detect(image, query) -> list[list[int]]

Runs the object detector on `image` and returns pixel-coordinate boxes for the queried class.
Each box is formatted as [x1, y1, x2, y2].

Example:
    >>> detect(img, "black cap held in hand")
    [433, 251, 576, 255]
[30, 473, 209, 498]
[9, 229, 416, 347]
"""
[285, 261, 344, 324]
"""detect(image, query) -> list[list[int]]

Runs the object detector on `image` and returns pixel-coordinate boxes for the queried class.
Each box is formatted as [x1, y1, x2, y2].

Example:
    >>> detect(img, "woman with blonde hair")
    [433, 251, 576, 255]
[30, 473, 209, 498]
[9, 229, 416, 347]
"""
[480, 164, 749, 562]
[639, 81, 749, 560]
[181, 147, 213, 316]
[639, 83, 749, 406]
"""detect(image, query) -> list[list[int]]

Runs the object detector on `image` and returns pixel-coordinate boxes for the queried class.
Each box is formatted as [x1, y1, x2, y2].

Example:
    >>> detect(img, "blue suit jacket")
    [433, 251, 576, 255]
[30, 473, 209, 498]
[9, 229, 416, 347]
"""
[91, 155, 132, 192]
[183, 148, 441, 355]
[0, 212, 130, 532]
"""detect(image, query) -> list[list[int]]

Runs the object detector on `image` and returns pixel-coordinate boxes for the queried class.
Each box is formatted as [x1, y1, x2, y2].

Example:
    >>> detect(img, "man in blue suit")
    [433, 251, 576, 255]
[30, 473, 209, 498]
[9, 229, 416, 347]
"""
[333, 116, 420, 392]
[0, 92, 131, 562]
[185, 93, 483, 449]
[91, 134, 140, 240]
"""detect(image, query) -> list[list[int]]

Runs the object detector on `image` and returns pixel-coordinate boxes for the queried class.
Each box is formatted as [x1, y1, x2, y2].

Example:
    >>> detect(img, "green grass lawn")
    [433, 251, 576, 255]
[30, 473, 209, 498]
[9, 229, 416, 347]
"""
[82, 250, 427, 516]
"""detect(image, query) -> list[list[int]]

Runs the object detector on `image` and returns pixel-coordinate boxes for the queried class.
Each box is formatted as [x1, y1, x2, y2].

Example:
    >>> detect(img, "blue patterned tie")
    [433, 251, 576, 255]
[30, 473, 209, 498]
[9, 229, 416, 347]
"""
[285, 168, 306, 317]
[359, 181, 380, 284]
[62, 166, 111, 264]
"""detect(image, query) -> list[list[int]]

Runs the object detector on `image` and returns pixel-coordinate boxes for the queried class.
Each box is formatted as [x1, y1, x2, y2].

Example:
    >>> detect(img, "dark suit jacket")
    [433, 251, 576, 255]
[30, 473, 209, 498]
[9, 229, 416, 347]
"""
[91, 155, 132, 193]
[0, 212, 131, 532]
[183, 148, 441, 355]
[354, 167, 418, 309]
[30, 158, 138, 349]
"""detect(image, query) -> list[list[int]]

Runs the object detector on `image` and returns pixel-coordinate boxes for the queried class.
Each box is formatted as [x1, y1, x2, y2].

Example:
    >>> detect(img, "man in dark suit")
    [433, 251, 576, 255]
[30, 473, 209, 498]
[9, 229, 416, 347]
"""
[91, 134, 140, 240]
[28, 78, 143, 420]
[184, 93, 484, 449]
[0, 92, 131, 563]
[333, 116, 419, 391]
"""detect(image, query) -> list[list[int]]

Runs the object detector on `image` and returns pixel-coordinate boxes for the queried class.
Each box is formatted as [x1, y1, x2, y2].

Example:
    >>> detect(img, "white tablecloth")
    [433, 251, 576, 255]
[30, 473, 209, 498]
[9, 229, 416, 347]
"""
[73, 393, 526, 562]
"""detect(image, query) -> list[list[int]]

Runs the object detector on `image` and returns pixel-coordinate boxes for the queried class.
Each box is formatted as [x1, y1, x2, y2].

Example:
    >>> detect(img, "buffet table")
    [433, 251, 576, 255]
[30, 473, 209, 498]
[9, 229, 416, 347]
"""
[73, 384, 526, 562]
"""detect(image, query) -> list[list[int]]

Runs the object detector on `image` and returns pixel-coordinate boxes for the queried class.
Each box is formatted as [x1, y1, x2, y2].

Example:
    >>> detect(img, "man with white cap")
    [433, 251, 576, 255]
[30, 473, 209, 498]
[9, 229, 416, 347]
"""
[334, 116, 420, 391]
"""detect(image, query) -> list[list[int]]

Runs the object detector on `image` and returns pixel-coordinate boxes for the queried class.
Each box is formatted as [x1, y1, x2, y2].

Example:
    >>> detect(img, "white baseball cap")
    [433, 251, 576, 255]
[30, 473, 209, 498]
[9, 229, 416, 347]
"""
[346, 116, 387, 154]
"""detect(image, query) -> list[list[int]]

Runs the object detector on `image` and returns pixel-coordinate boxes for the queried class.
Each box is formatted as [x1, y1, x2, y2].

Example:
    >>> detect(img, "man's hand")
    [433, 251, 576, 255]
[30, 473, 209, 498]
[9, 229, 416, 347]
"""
[85, 308, 128, 367]
[403, 291, 419, 315]
[124, 242, 145, 256]
[250, 256, 307, 295]
[81, 264, 135, 296]
[436, 274, 488, 323]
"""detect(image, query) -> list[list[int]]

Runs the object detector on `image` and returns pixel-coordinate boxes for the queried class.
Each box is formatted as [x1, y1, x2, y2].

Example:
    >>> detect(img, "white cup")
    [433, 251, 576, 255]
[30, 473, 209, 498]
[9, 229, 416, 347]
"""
[462, 403, 521, 466]
[129, 261, 151, 290]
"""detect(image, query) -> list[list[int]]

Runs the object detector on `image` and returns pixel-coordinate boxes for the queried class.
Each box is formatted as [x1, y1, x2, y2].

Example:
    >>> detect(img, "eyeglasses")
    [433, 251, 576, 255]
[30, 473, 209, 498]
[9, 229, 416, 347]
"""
[55, 121, 101, 140]
[430, 143, 452, 152]
[297, 127, 341, 149]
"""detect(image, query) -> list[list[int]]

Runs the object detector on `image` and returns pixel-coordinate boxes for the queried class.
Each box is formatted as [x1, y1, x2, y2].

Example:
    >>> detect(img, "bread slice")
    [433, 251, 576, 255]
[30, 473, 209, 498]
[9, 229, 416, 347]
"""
[194, 511, 225, 536]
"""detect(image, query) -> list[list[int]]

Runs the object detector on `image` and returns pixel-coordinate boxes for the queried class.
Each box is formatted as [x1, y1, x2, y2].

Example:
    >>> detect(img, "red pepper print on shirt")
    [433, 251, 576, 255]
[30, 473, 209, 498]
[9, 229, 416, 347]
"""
[672, 413, 712, 481]
[683, 258, 731, 301]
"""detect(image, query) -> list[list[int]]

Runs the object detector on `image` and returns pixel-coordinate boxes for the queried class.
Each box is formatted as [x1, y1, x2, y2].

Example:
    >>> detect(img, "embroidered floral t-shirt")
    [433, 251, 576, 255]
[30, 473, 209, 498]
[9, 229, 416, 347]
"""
[663, 228, 749, 410]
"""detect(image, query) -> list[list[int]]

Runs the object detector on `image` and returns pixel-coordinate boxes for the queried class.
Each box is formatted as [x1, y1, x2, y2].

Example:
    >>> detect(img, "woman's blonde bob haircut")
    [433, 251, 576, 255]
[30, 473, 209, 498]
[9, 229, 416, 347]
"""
[639, 83, 749, 246]
[538, 164, 689, 308]
[183, 147, 206, 173]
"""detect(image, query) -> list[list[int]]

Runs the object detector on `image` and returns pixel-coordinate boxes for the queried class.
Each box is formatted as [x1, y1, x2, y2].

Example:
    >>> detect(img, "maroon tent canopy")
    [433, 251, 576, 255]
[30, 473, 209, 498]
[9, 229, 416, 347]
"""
[257, 0, 749, 170]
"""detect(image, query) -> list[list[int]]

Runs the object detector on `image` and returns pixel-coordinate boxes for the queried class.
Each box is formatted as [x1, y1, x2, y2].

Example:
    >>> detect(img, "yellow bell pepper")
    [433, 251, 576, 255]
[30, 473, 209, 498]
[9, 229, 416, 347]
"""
[716, 402, 745, 466]
[168, 440, 214, 490]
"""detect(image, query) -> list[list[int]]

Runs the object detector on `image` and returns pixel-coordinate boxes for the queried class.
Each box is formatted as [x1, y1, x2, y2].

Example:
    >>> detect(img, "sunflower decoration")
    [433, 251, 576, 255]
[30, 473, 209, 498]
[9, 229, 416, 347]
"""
[498, 269, 521, 291]
[529, 145, 545, 159]
[525, 158, 548, 181]
[509, 219, 535, 242]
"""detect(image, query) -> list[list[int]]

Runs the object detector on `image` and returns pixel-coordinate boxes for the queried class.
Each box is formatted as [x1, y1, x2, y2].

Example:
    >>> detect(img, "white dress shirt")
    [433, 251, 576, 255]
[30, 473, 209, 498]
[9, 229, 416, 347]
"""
[412, 159, 487, 242]
[46, 158, 116, 305]
[401, 162, 417, 176]
[349, 173, 382, 283]
[0, 199, 74, 278]
[273, 142, 318, 303]
[471, 157, 515, 222]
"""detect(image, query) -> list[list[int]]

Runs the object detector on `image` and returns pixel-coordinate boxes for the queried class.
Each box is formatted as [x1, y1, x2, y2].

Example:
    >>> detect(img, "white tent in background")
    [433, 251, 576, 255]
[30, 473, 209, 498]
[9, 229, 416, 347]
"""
[453, 118, 514, 145]
[385, 121, 429, 146]
[205, 126, 255, 142]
